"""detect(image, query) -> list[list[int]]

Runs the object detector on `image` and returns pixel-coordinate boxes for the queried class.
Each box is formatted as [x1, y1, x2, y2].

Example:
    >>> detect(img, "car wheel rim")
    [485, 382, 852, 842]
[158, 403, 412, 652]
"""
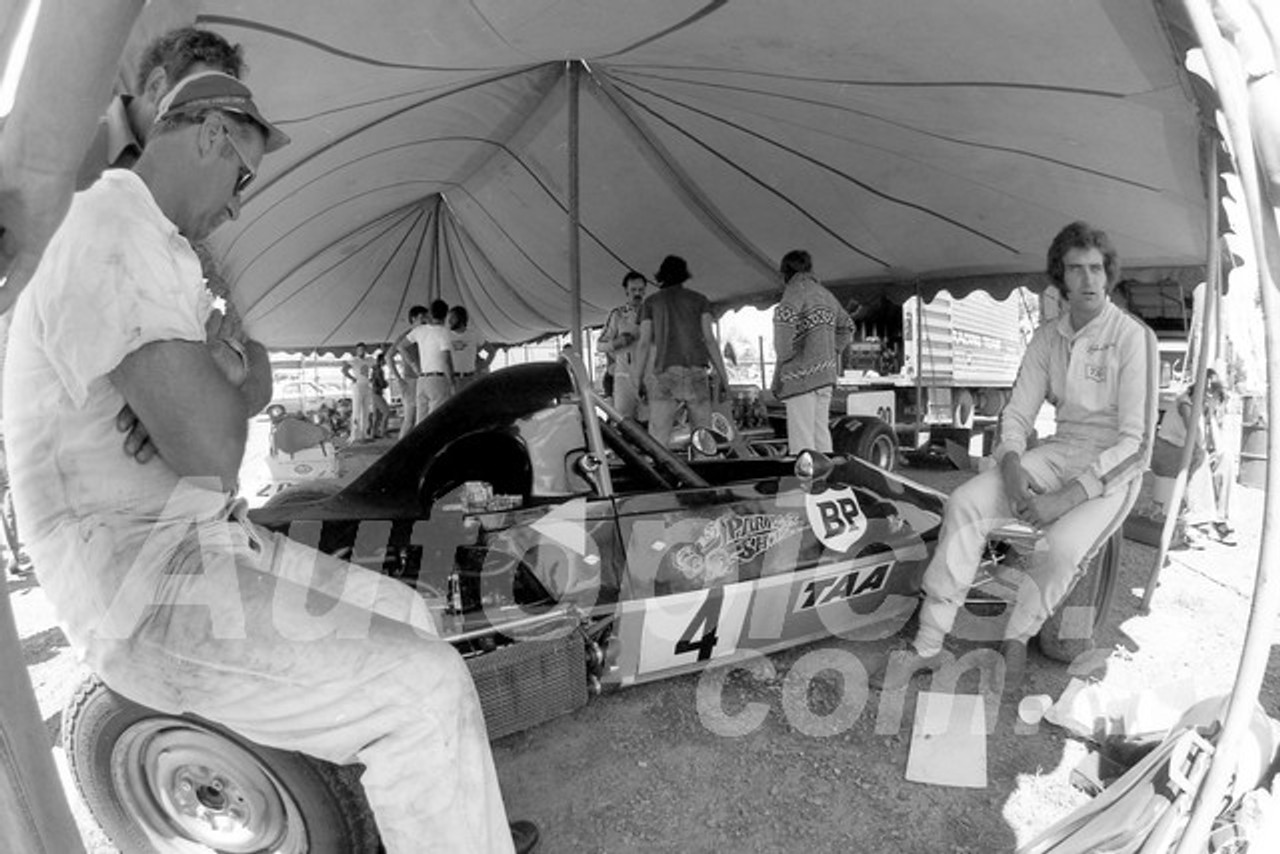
[113, 718, 307, 853]
[870, 435, 895, 469]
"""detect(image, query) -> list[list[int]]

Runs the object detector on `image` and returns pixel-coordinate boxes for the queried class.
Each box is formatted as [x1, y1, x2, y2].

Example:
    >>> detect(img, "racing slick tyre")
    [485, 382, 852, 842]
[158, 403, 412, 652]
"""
[833, 417, 899, 471]
[64, 676, 380, 854]
[1036, 530, 1122, 663]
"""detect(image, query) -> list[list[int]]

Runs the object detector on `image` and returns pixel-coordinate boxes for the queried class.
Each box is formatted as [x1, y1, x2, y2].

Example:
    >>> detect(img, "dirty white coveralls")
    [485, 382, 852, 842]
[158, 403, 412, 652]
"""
[3, 171, 513, 854]
[915, 300, 1158, 650]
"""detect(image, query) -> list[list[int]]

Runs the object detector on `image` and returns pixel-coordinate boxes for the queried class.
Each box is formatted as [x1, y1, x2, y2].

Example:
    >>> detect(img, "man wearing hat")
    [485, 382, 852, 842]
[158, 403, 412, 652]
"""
[633, 254, 731, 445]
[3, 72, 535, 853]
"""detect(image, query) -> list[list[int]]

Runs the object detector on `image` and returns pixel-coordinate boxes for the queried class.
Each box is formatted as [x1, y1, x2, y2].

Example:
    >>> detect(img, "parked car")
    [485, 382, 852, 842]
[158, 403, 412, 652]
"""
[63, 356, 1121, 853]
[263, 379, 346, 422]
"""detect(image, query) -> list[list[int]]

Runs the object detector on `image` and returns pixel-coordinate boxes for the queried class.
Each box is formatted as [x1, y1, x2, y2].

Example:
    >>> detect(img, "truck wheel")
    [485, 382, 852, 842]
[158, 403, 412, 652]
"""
[834, 418, 899, 471]
[64, 676, 380, 854]
[1036, 531, 1121, 663]
[976, 388, 1007, 418]
[952, 390, 975, 429]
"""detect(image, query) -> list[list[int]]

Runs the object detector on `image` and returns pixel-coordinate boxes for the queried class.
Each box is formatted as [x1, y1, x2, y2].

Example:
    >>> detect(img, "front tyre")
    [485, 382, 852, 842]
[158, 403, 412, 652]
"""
[64, 676, 379, 854]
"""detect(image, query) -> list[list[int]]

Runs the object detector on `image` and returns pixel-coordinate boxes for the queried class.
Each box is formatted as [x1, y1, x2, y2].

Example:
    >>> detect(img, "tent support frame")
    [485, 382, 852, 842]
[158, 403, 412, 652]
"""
[1173, 1, 1280, 851]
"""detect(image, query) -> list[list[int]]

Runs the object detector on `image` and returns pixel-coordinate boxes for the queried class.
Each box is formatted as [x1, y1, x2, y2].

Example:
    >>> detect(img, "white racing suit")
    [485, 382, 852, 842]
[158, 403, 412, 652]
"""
[916, 301, 1158, 647]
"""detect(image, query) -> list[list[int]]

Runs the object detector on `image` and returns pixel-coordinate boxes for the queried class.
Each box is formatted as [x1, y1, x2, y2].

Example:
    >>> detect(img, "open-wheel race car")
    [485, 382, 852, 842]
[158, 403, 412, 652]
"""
[63, 355, 1124, 853]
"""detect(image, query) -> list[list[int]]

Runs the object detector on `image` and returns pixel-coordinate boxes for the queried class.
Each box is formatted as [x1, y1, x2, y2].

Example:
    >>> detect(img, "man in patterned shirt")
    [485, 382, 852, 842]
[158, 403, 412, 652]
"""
[771, 249, 853, 454]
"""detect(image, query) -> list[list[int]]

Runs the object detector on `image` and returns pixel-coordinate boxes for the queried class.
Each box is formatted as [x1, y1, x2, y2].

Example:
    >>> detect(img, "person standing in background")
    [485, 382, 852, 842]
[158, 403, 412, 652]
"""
[399, 299, 455, 422]
[387, 305, 427, 437]
[370, 351, 391, 439]
[633, 255, 730, 445]
[342, 342, 376, 441]
[447, 305, 482, 392]
[74, 27, 245, 191]
[771, 249, 853, 454]
[597, 270, 647, 419]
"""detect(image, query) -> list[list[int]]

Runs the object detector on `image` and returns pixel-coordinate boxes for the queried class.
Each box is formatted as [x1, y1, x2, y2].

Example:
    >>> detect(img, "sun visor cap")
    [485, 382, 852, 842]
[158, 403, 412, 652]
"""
[154, 71, 290, 153]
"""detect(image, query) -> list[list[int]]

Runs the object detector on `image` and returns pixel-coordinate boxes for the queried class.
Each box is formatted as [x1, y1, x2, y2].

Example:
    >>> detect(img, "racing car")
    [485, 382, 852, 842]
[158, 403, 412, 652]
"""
[62, 355, 1122, 853]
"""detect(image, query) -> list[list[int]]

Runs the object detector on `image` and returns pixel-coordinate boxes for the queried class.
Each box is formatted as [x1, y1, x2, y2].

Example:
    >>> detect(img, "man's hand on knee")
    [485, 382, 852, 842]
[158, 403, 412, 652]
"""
[1025, 482, 1087, 528]
[1000, 453, 1034, 519]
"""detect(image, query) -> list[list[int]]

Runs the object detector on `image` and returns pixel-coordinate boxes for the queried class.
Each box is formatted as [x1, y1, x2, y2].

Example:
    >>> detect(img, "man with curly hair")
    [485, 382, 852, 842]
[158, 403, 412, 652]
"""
[76, 26, 245, 189]
[871, 222, 1158, 692]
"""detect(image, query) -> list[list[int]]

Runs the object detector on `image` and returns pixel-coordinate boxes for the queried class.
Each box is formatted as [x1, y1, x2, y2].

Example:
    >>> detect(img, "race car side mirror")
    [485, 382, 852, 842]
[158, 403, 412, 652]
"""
[689, 427, 719, 458]
[795, 449, 834, 487]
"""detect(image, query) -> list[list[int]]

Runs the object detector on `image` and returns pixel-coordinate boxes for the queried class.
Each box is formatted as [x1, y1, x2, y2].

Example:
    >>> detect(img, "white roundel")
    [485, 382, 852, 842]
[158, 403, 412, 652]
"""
[804, 486, 867, 552]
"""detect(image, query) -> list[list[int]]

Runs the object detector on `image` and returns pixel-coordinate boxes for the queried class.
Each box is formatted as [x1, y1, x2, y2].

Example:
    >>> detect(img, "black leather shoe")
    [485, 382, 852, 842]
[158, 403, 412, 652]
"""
[511, 819, 540, 854]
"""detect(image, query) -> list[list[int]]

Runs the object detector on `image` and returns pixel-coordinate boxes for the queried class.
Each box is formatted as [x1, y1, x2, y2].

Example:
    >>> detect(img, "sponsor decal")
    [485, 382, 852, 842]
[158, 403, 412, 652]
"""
[795, 561, 893, 611]
[671, 512, 803, 585]
[805, 487, 867, 552]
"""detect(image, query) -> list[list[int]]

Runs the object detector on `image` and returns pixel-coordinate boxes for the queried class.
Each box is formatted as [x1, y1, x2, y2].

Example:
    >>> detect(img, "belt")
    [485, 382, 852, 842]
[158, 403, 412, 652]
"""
[420, 372, 446, 377]
[456, 372, 473, 377]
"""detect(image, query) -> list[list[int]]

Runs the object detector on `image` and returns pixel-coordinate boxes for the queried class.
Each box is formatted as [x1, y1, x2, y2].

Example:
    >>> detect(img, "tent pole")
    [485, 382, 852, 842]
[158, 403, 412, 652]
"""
[1174, 0, 1280, 851]
[0, 587, 88, 853]
[914, 282, 923, 448]
[1141, 142, 1220, 612]
[568, 60, 583, 355]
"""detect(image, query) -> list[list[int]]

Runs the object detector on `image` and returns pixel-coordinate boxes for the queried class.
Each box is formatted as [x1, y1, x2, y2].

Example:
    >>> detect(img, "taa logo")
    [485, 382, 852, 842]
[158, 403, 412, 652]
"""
[795, 561, 892, 611]
[805, 487, 866, 552]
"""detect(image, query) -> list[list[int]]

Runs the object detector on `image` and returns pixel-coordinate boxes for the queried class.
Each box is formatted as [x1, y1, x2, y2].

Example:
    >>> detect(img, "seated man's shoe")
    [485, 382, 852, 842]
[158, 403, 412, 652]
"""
[511, 820, 540, 854]
[1000, 639, 1028, 694]
[868, 641, 945, 691]
[1211, 521, 1238, 546]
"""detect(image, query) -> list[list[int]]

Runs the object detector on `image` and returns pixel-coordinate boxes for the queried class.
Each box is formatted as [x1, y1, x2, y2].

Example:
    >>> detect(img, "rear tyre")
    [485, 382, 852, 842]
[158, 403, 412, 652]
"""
[1036, 531, 1121, 663]
[64, 676, 380, 853]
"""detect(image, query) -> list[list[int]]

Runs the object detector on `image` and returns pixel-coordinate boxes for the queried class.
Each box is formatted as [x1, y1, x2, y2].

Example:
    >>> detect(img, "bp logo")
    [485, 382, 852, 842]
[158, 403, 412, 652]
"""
[805, 486, 866, 552]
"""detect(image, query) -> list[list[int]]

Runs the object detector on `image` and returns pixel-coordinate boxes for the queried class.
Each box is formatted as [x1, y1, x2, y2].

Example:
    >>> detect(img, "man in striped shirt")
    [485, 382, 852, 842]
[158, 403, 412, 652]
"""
[872, 221, 1158, 691]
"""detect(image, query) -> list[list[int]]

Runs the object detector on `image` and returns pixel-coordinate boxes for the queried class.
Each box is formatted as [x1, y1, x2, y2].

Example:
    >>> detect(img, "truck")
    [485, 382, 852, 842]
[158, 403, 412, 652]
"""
[835, 288, 1038, 442]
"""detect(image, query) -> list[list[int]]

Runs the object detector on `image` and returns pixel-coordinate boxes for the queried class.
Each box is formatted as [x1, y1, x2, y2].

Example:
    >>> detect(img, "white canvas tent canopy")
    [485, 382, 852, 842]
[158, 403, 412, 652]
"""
[124, 0, 1216, 352]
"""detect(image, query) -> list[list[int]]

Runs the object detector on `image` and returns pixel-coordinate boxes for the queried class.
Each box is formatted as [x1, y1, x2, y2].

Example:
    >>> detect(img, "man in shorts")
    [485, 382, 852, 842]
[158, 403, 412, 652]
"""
[633, 255, 730, 445]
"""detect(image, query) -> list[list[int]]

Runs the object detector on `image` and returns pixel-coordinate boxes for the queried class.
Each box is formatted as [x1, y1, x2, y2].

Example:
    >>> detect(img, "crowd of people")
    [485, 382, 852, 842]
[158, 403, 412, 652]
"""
[334, 300, 494, 442]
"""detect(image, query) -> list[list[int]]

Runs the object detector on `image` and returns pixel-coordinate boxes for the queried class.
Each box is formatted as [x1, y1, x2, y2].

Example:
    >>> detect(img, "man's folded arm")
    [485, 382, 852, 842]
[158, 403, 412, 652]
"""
[111, 339, 250, 491]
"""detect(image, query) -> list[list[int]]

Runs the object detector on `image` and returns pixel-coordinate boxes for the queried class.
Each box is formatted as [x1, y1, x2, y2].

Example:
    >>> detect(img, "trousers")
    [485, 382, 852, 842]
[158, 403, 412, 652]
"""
[916, 439, 1140, 645]
[56, 511, 513, 854]
[415, 375, 452, 424]
[783, 386, 833, 454]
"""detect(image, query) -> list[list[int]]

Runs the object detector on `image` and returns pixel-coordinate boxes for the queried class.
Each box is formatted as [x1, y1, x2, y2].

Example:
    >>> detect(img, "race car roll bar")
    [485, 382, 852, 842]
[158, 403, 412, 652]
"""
[559, 352, 615, 496]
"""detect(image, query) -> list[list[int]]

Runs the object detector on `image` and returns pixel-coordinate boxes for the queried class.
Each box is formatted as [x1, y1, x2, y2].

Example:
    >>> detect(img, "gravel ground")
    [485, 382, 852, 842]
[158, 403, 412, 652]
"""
[8, 452, 1276, 853]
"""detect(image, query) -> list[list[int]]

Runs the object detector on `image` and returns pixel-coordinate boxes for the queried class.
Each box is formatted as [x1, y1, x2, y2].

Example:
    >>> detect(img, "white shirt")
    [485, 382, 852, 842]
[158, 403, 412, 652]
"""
[449, 326, 482, 374]
[3, 170, 227, 642]
[407, 324, 453, 374]
[345, 353, 376, 386]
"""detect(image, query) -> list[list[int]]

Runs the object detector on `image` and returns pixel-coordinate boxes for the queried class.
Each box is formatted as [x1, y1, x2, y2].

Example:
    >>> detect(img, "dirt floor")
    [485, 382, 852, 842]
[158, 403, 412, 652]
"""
[9, 445, 1279, 853]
